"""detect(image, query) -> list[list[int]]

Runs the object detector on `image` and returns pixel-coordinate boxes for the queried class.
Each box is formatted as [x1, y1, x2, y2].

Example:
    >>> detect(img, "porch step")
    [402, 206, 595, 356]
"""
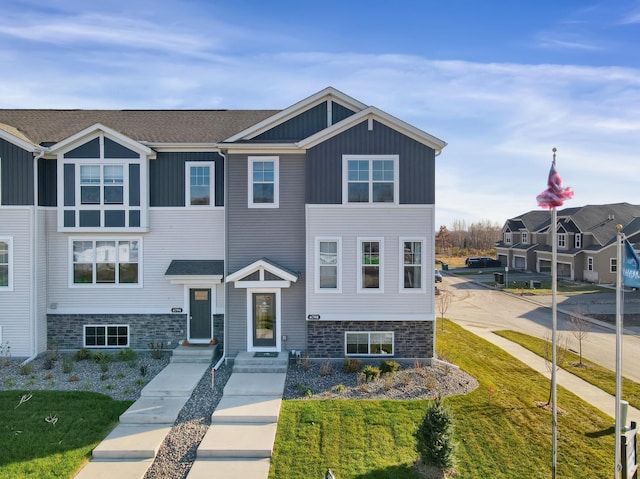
[232, 351, 289, 374]
[170, 344, 217, 364]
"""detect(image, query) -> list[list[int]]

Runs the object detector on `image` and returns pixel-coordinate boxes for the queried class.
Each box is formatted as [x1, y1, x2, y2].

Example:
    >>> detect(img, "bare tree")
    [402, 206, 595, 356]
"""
[543, 331, 570, 406]
[569, 312, 591, 366]
[437, 289, 453, 332]
[435, 225, 452, 254]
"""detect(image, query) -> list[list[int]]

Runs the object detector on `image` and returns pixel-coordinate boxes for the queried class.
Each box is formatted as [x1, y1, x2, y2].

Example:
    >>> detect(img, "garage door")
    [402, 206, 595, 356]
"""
[557, 263, 572, 279]
[514, 256, 525, 270]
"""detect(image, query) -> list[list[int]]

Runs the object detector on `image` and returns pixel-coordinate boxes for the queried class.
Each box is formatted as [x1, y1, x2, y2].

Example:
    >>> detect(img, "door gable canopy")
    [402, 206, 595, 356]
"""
[226, 258, 298, 289]
[165, 259, 224, 285]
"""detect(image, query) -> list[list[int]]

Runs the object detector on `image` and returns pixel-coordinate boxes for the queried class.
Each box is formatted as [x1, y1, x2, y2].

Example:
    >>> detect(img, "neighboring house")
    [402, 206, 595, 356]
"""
[0, 87, 446, 361]
[496, 203, 640, 283]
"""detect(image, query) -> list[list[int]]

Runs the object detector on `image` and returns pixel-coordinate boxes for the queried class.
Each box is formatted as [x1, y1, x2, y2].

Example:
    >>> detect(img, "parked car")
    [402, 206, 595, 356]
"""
[435, 269, 443, 282]
[467, 257, 502, 268]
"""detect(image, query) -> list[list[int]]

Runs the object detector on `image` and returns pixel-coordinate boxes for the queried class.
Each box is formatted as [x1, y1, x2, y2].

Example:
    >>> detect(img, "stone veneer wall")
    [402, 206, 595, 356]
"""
[47, 314, 186, 350]
[305, 320, 434, 359]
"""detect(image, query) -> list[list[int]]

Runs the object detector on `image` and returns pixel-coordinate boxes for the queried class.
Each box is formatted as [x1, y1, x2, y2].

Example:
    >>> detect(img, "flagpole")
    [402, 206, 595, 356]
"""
[614, 225, 623, 478]
[551, 200, 558, 479]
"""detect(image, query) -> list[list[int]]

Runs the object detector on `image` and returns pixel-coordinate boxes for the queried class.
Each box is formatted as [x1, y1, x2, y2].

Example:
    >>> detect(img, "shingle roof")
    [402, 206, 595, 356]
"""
[0, 110, 280, 145]
[165, 260, 224, 276]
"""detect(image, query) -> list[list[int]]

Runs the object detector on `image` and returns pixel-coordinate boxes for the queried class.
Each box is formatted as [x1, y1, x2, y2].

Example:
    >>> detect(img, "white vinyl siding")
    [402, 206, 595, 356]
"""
[306, 205, 435, 322]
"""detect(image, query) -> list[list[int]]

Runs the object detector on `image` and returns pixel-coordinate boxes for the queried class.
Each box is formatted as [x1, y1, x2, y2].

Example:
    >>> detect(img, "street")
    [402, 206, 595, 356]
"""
[442, 274, 640, 383]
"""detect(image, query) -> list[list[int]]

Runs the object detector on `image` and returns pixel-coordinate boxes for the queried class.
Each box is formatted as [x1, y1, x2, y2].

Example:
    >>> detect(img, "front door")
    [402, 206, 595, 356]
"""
[189, 288, 212, 342]
[253, 292, 276, 347]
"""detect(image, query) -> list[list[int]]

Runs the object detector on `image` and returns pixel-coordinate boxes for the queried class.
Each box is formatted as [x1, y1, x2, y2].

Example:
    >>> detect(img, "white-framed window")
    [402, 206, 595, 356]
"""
[70, 238, 141, 287]
[575, 234, 582, 248]
[80, 164, 124, 205]
[0, 237, 12, 291]
[401, 238, 425, 291]
[358, 238, 383, 292]
[316, 238, 341, 292]
[345, 331, 394, 356]
[84, 325, 129, 348]
[558, 234, 566, 248]
[248, 156, 279, 208]
[343, 155, 398, 204]
[186, 162, 215, 206]
[587, 257, 594, 272]
[504, 232, 512, 244]
[521, 232, 528, 244]
[611, 258, 617, 273]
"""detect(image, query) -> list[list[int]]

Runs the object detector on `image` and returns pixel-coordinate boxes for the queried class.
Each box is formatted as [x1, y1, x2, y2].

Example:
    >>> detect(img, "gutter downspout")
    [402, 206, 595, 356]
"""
[23, 148, 46, 364]
[219, 149, 228, 367]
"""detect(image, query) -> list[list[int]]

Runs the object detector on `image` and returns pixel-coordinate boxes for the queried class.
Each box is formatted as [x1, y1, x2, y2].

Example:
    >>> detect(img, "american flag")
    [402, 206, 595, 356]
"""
[536, 159, 573, 209]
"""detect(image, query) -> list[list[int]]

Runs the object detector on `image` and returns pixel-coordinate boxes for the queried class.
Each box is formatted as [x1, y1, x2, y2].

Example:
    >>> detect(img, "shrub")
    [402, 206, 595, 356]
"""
[414, 397, 457, 471]
[362, 365, 380, 382]
[342, 358, 362, 373]
[139, 364, 149, 377]
[73, 348, 93, 361]
[148, 341, 165, 360]
[380, 360, 400, 374]
[100, 374, 109, 381]
[93, 351, 112, 365]
[42, 358, 54, 370]
[68, 375, 80, 382]
[62, 358, 73, 374]
[295, 383, 312, 397]
[18, 363, 32, 375]
[116, 348, 137, 362]
[319, 361, 332, 377]
[334, 383, 346, 394]
[46, 344, 59, 362]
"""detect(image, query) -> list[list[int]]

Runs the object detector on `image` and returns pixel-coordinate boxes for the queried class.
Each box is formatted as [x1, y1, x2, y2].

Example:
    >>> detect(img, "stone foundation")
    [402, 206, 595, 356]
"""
[305, 320, 434, 359]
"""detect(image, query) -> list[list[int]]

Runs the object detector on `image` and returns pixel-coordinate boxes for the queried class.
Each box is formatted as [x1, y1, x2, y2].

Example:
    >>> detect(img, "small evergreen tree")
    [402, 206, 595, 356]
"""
[415, 397, 456, 471]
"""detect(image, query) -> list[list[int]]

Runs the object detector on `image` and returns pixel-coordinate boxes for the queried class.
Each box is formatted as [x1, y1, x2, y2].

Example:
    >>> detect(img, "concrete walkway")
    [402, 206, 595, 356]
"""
[74, 346, 216, 479]
[187, 352, 288, 479]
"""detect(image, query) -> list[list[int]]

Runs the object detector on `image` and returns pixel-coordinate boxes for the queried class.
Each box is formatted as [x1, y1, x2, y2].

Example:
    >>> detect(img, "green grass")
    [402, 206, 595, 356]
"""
[0, 390, 132, 478]
[495, 329, 640, 410]
[271, 320, 614, 478]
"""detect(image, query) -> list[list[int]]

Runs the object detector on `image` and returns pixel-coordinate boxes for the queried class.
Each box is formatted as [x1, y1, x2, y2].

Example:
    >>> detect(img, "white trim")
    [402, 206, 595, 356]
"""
[610, 257, 618, 274]
[187, 286, 215, 344]
[220, 145, 302, 154]
[168, 275, 223, 285]
[50, 123, 153, 157]
[0, 128, 38, 151]
[315, 237, 342, 293]
[83, 324, 130, 348]
[246, 288, 281, 352]
[345, 331, 394, 356]
[68, 236, 143, 288]
[399, 237, 426, 293]
[575, 233, 582, 249]
[226, 258, 298, 284]
[234, 280, 291, 289]
[248, 156, 279, 208]
[0, 236, 13, 291]
[185, 161, 215, 207]
[313, 312, 433, 321]
[343, 155, 399, 205]
[504, 232, 512, 244]
[357, 237, 384, 293]
[521, 231, 529, 245]
[587, 257, 594, 272]
[557, 233, 567, 249]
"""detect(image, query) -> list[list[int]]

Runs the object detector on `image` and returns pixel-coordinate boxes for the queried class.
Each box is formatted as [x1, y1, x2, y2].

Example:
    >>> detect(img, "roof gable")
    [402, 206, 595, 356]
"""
[0, 123, 38, 152]
[49, 123, 154, 158]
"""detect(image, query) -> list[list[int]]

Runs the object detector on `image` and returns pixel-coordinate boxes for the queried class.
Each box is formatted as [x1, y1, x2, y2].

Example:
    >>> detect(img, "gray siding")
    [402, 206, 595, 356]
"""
[306, 120, 436, 205]
[226, 153, 306, 354]
[253, 102, 328, 142]
[150, 151, 224, 207]
[1, 138, 34, 205]
[38, 158, 57, 206]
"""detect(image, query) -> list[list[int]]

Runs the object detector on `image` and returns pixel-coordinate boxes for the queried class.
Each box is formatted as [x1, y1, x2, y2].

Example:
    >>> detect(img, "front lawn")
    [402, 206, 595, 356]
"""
[0, 390, 132, 478]
[270, 320, 614, 478]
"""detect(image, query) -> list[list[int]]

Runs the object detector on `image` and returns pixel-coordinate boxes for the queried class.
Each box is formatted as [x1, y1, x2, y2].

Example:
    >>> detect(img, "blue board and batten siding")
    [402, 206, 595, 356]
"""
[225, 153, 306, 355]
[0, 138, 33, 205]
[38, 159, 57, 207]
[150, 151, 225, 207]
[306, 120, 436, 205]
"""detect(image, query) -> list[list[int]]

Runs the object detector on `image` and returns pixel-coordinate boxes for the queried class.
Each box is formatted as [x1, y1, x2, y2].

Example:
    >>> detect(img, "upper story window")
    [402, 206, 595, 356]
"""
[587, 257, 594, 271]
[558, 233, 567, 249]
[71, 238, 141, 287]
[575, 234, 582, 248]
[358, 238, 383, 292]
[402, 239, 425, 291]
[343, 155, 398, 204]
[316, 238, 341, 292]
[186, 162, 214, 206]
[504, 232, 512, 244]
[248, 157, 279, 208]
[0, 237, 12, 290]
[58, 134, 147, 232]
[521, 232, 529, 244]
[611, 258, 617, 273]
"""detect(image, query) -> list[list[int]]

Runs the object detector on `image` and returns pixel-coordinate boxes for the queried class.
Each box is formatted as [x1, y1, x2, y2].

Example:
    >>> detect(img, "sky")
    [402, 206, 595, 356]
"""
[1, 0, 639, 229]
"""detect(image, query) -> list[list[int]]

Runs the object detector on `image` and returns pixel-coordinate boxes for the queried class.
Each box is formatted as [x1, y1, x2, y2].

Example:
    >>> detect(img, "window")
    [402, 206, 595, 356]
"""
[0, 237, 12, 290]
[316, 238, 341, 291]
[504, 232, 512, 244]
[611, 258, 617, 273]
[186, 162, 214, 206]
[345, 332, 393, 356]
[587, 257, 594, 272]
[521, 232, 528, 244]
[248, 157, 279, 207]
[359, 238, 383, 291]
[71, 239, 140, 286]
[402, 239, 425, 290]
[558, 234, 566, 248]
[575, 234, 582, 248]
[343, 155, 398, 204]
[84, 325, 129, 347]
[80, 164, 124, 205]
